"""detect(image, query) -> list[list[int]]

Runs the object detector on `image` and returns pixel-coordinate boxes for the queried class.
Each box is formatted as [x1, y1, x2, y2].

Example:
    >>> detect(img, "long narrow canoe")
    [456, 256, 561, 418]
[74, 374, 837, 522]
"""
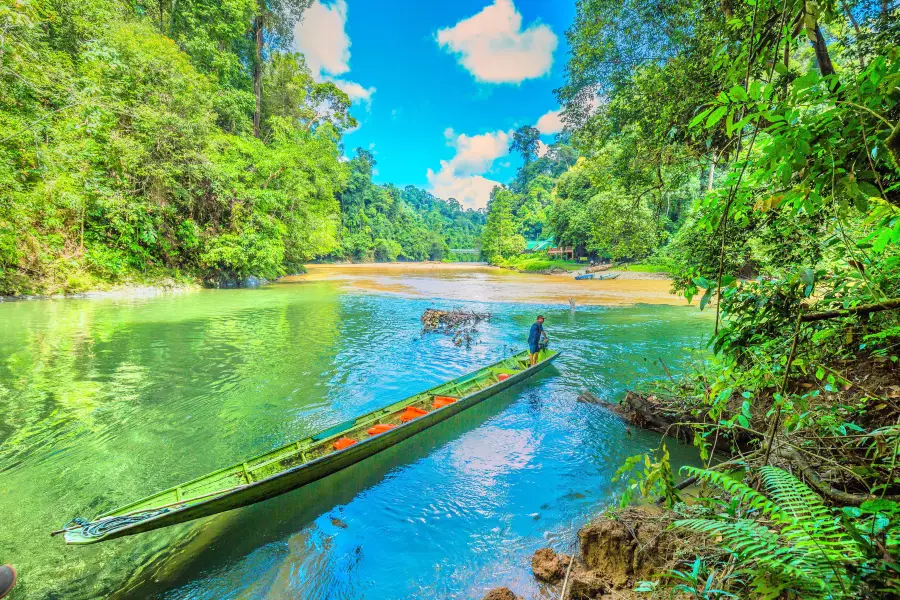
[60, 347, 559, 544]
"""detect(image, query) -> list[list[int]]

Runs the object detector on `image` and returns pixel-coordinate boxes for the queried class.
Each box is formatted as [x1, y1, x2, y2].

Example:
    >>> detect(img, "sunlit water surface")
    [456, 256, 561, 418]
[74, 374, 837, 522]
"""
[0, 279, 711, 599]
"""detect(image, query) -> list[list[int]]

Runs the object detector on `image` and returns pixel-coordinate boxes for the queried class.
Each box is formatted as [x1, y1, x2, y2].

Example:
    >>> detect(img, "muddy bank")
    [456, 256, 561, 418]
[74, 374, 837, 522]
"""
[557, 507, 712, 600]
[488, 507, 711, 600]
[290, 263, 689, 307]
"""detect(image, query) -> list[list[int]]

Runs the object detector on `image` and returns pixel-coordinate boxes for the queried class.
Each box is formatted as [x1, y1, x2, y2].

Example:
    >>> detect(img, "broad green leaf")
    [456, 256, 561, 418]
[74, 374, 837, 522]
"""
[690, 106, 713, 127]
[873, 227, 892, 253]
[858, 181, 882, 198]
[700, 287, 714, 311]
[706, 105, 727, 128]
[729, 85, 749, 102]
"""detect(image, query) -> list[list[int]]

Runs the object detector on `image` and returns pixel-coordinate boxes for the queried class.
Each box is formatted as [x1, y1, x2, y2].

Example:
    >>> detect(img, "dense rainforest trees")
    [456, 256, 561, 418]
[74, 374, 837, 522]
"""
[0, 0, 483, 294]
[534, 0, 900, 595]
[337, 148, 483, 262]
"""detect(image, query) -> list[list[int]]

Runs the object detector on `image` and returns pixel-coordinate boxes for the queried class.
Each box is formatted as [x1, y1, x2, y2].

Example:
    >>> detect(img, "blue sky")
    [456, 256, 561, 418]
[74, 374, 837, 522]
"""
[292, 0, 576, 209]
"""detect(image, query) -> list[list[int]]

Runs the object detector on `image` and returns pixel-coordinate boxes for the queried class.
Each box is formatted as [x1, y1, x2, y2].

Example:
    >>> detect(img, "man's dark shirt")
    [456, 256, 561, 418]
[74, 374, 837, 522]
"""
[528, 322, 543, 348]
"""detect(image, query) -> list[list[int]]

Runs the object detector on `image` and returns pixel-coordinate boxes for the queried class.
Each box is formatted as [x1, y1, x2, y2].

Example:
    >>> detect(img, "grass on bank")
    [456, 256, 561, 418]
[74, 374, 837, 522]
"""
[496, 254, 584, 272]
[624, 262, 672, 273]
[496, 252, 673, 274]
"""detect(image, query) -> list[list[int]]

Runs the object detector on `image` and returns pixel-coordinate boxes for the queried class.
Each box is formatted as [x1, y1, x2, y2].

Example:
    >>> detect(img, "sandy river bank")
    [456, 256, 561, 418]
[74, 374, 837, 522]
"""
[284, 263, 691, 306]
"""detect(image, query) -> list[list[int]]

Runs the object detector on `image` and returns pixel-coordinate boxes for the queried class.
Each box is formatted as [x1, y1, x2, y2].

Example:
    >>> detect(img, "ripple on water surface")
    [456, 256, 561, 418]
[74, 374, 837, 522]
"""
[0, 282, 711, 600]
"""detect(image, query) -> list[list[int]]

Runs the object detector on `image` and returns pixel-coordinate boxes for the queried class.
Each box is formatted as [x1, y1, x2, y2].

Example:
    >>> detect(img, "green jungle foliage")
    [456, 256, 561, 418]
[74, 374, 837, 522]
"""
[540, 0, 900, 595]
[675, 466, 870, 599]
[0, 0, 483, 295]
[336, 149, 484, 263]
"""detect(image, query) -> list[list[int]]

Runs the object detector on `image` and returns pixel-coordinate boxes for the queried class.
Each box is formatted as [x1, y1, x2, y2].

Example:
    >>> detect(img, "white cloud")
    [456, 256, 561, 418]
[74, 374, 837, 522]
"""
[442, 128, 511, 174]
[293, 0, 375, 104]
[436, 0, 557, 84]
[427, 128, 511, 209]
[536, 108, 564, 134]
[427, 171, 503, 210]
[331, 79, 376, 103]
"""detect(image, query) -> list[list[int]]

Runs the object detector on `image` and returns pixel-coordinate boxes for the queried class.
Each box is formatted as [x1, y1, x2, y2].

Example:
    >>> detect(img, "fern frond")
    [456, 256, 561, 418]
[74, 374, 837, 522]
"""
[759, 466, 863, 562]
[674, 518, 829, 594]
[680, 466, 779, 516]
[759, 466, 829, 521]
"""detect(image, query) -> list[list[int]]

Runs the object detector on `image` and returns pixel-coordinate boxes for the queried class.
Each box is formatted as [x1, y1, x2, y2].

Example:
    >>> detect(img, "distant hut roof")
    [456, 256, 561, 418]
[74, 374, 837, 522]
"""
[525, 239, 554, 252]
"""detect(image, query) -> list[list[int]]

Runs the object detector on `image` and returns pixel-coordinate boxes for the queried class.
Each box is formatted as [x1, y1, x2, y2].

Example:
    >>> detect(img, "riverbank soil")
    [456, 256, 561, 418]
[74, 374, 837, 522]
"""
[290, 263, 688, 306]
[528, 507, 717, 600]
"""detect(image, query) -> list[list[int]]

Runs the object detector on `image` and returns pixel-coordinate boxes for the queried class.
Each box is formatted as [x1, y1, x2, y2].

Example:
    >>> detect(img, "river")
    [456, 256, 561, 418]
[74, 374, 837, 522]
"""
[0, 265, 711, 599]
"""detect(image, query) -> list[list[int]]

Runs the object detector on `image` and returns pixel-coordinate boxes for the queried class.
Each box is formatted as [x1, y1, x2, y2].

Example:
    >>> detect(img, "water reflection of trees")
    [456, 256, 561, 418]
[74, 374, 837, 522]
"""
[0, 285, 343, 599]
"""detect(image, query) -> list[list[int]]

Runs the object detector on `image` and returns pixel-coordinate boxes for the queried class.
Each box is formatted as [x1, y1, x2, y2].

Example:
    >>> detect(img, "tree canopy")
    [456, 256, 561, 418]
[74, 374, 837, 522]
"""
[0, 0, 484, 294]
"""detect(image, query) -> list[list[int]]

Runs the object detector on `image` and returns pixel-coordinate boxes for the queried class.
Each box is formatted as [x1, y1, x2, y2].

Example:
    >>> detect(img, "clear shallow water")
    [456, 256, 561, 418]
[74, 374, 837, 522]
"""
[0, 280, 711, 599]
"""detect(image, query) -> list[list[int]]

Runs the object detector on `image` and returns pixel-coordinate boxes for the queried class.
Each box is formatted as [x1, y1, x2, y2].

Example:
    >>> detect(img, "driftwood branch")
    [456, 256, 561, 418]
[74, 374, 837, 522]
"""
[421, 308, 491, 347]
[801, 298, 900, 322]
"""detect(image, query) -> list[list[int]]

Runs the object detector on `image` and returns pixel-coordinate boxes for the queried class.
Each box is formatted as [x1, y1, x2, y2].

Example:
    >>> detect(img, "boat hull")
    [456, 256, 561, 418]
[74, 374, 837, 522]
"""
[65, 350, 558, 544]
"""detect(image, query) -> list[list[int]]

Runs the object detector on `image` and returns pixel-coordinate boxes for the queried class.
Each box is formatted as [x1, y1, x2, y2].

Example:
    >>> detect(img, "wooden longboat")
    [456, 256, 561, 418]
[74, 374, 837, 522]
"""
[61, 348, 559, 545]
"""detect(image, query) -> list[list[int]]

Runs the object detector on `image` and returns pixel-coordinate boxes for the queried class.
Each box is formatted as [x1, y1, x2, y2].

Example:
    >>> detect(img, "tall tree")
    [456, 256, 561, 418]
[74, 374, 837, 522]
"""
[509, 125, 541, 164]
[480, 188, 526, 260]
[251, 0, 313, 137]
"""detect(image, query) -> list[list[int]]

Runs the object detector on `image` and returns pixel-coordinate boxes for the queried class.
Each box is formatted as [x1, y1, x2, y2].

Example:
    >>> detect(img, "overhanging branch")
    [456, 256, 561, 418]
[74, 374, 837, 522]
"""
[800, 298, 900, 322]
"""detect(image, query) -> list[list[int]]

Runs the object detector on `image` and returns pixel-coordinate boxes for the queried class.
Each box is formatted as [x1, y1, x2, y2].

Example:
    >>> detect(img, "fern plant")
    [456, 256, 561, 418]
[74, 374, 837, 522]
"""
[674, 466, 863, 599]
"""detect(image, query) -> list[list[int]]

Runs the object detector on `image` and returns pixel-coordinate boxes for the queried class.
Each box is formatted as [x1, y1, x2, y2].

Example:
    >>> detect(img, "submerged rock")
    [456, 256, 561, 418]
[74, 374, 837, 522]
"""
[482, 587, 522, 600]
[531, 547, 571, 583]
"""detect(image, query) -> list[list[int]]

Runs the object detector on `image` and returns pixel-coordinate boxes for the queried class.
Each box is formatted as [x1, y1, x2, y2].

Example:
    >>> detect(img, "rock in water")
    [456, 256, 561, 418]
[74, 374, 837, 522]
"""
[482, 587, 522, 600]
[531, 547, 571, 582]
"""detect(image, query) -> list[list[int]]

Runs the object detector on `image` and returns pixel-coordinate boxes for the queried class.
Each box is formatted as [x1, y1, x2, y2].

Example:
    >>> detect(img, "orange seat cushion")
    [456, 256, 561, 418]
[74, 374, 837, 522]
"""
[367, 423, 397, 436]
[400, 406, 429, 422]
[333, 437, 357, 451]
[497, 373, 510, 381]
[433, 396, 457, 409]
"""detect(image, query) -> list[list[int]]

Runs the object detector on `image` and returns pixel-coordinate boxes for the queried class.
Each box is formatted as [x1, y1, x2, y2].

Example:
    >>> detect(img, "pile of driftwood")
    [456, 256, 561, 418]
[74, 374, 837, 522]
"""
[421, 308, 491, 347]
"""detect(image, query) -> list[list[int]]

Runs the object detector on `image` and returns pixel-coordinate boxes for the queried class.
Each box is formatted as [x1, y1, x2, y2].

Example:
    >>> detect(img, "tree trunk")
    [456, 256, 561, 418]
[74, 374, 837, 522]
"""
[811, 23, 837, 79]
[720, 0, 733, 19]
[167, 0, 179, 37]
[252, 14, 263, 139]
[707, 160, 716, 192]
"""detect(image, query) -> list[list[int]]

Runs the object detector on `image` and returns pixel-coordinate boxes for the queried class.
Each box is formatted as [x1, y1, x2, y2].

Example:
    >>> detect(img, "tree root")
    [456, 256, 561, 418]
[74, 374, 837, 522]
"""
[775, 446, 900, 506]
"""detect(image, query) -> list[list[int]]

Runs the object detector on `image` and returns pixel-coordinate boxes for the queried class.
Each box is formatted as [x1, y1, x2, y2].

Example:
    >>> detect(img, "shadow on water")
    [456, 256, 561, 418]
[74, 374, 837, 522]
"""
[116, 369, 559, 599]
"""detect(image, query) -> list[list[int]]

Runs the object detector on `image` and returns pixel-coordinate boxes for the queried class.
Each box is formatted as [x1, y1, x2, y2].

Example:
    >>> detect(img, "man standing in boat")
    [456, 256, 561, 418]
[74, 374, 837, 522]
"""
[528, 315, 549, 366]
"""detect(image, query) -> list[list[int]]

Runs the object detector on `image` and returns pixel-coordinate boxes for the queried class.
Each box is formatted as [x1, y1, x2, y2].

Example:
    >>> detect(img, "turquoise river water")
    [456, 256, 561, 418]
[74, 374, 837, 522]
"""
[0, 277, 712, 599]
